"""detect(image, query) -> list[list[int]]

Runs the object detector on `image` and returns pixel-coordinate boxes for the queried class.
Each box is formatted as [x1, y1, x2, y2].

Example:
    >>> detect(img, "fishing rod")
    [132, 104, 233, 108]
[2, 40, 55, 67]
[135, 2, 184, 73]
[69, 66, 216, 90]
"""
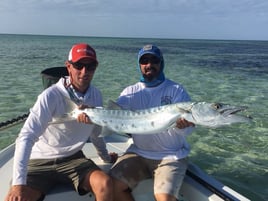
[0, 113, 29, 131]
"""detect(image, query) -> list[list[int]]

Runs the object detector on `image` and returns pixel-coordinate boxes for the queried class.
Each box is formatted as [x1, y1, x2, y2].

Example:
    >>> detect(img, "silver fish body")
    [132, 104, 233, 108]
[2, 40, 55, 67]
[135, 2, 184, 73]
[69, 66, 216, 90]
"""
[67, 102, 251, 135]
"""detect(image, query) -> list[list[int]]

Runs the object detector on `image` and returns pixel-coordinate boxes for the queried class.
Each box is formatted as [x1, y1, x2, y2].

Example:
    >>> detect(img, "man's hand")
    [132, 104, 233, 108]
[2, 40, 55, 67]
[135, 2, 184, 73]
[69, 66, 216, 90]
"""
[109, 152, 118, 163]
[5, 185, 42, 201]
[176, 118, 195, 129]
[77, 105, 92, 124]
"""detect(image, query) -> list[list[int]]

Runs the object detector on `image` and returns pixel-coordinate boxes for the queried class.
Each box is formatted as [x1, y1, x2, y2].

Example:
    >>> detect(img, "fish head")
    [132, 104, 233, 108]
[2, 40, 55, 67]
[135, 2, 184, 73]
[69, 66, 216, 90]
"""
[190, 102, 252, 127]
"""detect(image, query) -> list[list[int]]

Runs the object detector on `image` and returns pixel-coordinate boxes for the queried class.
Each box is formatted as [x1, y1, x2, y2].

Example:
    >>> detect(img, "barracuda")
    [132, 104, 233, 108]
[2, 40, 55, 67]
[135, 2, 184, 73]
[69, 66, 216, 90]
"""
[54, 101, 251, 136]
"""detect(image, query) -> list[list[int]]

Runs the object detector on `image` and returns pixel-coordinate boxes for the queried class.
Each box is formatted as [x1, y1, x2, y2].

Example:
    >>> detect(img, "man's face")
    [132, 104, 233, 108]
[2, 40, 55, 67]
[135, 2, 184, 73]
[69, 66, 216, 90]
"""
[66, 58, 97, 93]
[139, 54, 161, 81]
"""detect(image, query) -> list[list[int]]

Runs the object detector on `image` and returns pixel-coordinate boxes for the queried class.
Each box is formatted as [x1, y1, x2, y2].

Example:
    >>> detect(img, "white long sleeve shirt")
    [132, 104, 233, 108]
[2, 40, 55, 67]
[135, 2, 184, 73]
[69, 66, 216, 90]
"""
[13, 77, 110, 185]
[117, 79, 194, 160]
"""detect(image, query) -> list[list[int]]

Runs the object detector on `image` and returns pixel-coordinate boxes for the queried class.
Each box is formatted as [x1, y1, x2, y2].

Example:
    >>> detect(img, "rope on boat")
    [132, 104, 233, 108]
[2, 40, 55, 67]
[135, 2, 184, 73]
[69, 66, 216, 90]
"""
[0, 67, 66, 132]
[0, 113, 29, 131]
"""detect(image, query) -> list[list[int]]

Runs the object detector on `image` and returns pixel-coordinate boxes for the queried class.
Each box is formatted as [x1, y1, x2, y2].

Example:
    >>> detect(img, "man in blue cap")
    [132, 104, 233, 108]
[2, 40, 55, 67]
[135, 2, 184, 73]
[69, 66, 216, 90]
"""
[110, 44, 195, 201]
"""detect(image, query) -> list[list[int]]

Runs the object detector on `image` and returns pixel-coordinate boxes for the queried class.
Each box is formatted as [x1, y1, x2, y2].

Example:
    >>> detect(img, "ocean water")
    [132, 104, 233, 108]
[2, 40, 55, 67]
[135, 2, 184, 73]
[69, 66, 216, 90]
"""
[0, 34, 267, 200]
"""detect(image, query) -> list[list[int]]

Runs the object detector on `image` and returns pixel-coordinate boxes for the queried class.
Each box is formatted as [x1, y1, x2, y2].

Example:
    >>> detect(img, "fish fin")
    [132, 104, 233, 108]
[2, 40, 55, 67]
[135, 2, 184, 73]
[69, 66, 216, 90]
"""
[107, 100, 122, 110]
[48, 98, 77, 124]
[99, 126, 131, 138]
[99, 126, 114, 137]
[64, 97, 78, 112]
[168, 122, 177, 129]
[106, 100, 137, 112]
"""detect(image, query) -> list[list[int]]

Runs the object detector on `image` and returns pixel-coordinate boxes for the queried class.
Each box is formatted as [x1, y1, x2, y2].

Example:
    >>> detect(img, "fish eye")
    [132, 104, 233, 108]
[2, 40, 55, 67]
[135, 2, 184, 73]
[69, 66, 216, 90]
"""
[213, 103, 222, 110]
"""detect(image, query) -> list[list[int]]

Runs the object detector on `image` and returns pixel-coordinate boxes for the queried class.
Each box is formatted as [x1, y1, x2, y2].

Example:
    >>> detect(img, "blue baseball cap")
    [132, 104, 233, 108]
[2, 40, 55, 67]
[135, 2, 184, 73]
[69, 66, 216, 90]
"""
[137, 44, 165, 87]
[138, 44, 163, 62]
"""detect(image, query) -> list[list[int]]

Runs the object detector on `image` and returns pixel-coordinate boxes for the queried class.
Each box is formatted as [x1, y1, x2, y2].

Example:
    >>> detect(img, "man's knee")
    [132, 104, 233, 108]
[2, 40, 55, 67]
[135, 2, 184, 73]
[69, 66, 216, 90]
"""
[113, 177, 130, 192]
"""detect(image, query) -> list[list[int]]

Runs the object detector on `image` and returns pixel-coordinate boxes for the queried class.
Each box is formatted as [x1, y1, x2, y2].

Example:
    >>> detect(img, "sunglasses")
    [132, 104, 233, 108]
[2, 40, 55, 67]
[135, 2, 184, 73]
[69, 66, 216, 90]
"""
[139, 56, 161, 65]
[70, 61, 97, 71]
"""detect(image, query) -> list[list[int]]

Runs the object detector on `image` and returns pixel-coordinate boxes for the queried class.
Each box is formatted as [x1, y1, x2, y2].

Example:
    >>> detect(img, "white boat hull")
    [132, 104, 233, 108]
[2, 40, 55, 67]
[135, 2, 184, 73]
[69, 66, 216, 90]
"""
[0, 135, 250, 201]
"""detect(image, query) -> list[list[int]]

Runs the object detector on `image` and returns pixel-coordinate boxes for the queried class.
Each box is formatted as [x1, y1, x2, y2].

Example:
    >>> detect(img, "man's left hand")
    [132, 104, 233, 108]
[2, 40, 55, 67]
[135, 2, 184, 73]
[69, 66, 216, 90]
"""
[77, 105, 92, 124]
[176, 118, 195, 129]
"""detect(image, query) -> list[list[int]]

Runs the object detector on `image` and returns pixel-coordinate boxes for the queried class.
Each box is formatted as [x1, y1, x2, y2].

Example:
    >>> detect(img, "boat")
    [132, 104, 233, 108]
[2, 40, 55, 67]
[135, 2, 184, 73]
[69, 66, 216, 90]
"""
[0, 67, 251, 201]
[0, 134, 251, 201]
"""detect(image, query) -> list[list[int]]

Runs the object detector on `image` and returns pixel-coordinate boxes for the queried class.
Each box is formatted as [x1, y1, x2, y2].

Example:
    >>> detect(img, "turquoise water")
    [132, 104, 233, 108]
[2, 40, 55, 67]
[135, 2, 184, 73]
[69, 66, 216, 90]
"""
[0, 34, 267, 200]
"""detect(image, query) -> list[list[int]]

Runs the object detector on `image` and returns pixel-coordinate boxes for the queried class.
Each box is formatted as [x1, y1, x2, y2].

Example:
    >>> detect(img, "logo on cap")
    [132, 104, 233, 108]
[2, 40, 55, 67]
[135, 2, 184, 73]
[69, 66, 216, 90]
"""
[68, 43, 98, 63]
[143, 44, 153, 51]
[77, 48, 95, 56]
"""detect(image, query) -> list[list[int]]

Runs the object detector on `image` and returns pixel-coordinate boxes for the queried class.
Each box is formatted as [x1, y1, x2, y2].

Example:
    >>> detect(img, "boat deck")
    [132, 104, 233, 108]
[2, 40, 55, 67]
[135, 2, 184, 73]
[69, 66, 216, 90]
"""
[0, 134, 250, 201]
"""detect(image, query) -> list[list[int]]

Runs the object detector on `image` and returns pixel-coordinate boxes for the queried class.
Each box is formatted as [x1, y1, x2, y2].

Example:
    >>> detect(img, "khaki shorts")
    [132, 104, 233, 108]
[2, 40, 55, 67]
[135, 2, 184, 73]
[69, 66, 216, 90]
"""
[110, 152, 188, 199]
[27, 151, 100, 195]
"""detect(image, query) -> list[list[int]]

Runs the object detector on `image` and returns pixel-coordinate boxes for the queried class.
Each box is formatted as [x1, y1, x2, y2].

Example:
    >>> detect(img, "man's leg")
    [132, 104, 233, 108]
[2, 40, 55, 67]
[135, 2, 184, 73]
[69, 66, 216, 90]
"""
[81, 169, 114, 201]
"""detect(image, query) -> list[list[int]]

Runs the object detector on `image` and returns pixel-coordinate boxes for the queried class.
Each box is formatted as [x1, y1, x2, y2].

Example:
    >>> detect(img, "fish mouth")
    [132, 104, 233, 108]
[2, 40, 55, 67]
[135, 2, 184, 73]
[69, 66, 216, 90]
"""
[219, 106, 248, 116]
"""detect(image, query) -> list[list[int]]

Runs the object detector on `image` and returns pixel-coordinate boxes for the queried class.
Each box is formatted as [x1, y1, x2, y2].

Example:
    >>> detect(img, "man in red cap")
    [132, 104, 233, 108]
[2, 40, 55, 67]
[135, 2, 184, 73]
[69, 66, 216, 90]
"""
[5, 43, 117, 201]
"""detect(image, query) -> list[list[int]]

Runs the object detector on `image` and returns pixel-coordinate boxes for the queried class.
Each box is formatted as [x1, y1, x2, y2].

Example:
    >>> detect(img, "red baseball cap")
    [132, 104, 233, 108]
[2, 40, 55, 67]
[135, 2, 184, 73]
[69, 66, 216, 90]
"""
[68, 43, 98, 63]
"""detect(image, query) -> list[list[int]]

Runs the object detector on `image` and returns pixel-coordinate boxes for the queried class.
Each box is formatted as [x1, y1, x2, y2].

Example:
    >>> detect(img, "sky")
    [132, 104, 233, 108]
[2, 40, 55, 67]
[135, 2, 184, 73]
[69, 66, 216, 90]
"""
[0, 0, 268, 40]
